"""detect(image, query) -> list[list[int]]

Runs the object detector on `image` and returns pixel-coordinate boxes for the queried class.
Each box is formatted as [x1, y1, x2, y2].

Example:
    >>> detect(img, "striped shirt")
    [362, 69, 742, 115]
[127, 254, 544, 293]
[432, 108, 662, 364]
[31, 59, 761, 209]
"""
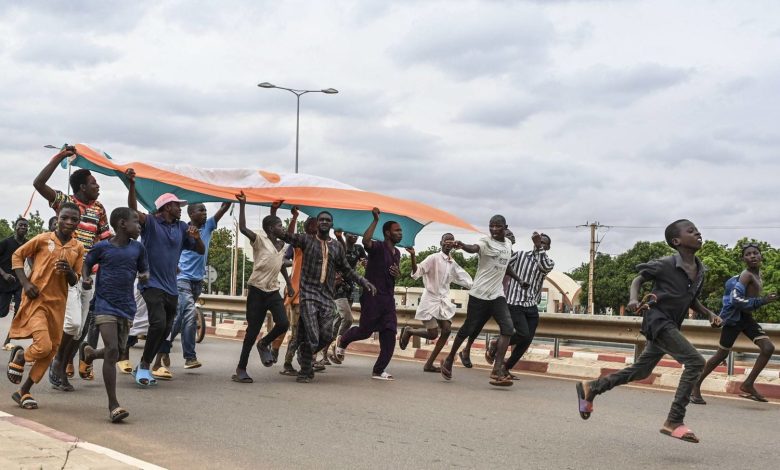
[506, 248, 554, 307]
[50, 191, 111, 258]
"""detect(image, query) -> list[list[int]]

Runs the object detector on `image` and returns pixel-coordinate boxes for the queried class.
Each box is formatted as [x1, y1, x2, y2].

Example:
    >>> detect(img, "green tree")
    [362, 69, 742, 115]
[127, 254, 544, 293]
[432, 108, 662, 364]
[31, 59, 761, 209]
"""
[25, 211, 46, 238]
[0, 219, 11, 240]
[204, 227, 253, 295]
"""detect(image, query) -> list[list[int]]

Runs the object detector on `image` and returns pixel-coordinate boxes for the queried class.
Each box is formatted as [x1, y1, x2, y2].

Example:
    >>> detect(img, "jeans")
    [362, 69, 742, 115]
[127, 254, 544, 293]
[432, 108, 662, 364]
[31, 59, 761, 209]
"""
[159, 280, 202, 359]
[238, 286, 288, 370]
[590, 326, 705, 423]
[505, 305, 539, 370]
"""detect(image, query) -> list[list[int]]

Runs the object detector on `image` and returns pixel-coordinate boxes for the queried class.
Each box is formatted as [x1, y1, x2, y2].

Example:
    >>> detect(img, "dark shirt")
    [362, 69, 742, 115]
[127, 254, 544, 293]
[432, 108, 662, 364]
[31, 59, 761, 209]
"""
[637, 253, 705, 341]
[85, 240, 149, 320]
[281, 233, 364, 305]
[140, 214, 197, 296]
[0, 237, 25, 292]
[334, 243, 367, 300]
[364, 241, 400, 298]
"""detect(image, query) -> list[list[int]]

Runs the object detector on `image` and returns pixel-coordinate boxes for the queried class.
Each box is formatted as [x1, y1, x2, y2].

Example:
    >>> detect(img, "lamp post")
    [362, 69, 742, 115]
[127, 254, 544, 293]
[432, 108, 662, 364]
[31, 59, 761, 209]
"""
[257, 82, 338, 174]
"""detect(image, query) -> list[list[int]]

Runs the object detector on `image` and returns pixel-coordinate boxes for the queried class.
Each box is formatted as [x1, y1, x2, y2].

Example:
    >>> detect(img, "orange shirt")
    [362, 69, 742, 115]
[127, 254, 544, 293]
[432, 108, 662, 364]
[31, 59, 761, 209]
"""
[10, 233, 84, 338]
[284, 247, 303, 307]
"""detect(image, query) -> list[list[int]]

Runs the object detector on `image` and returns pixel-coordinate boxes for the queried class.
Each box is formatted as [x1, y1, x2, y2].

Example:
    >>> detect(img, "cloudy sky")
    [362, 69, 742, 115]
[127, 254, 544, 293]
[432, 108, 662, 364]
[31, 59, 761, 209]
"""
[1, 0, 779, 271]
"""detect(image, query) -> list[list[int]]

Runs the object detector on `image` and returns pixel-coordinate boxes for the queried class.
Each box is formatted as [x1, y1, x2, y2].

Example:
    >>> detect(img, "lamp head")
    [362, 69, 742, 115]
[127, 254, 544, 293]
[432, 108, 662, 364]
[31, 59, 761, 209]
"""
[258, 82, 276, 88]
[321, 88, 338, 94]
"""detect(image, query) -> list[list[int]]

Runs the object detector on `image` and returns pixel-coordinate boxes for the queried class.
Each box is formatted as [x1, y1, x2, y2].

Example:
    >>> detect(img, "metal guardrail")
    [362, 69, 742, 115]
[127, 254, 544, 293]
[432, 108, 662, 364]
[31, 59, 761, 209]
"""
[198, 294, 780, 372]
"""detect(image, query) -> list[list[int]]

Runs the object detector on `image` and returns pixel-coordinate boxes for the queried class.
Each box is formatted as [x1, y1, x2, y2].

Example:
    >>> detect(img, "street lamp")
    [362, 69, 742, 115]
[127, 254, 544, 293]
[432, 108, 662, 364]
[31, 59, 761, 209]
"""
[257, 82, 338, 173]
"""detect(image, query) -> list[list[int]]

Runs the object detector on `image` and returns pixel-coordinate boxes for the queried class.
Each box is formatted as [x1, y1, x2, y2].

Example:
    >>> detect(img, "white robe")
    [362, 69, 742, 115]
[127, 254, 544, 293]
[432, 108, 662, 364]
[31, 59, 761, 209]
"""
[411, 252, 473, 321]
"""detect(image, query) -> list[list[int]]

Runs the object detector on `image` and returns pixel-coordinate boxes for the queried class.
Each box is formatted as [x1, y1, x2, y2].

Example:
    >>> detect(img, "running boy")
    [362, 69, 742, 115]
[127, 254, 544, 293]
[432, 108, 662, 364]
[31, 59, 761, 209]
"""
[81, 208, 149, 422]
[576, 219, 721, 443]
[6, 203, 84, 409]
[439, 215, 525, 386]
[398, 233, 473, 372]
[691, 243, 777, 404]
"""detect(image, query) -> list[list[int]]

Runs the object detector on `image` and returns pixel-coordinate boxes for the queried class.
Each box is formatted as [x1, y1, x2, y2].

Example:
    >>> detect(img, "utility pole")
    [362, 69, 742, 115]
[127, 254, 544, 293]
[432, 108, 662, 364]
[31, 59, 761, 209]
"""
[578, 221, 605, 314]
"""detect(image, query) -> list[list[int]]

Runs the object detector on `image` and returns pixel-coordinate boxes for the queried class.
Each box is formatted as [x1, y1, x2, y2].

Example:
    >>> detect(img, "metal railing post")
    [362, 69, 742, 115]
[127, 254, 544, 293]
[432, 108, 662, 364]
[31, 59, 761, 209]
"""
[727, 351, 735, 376]
[634, 343, 644, 363]
[553, 338, 561, 358]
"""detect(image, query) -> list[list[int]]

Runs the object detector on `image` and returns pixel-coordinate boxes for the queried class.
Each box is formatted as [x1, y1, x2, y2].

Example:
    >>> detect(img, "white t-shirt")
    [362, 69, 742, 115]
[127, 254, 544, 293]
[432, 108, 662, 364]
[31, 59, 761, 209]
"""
[469, 236, 512, 300]
[247, 231, 285, 292]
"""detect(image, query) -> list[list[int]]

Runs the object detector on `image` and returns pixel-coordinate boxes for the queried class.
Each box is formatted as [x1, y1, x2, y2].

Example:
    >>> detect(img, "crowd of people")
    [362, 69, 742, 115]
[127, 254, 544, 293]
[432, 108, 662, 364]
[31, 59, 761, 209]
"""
[1, 148, 777, 443]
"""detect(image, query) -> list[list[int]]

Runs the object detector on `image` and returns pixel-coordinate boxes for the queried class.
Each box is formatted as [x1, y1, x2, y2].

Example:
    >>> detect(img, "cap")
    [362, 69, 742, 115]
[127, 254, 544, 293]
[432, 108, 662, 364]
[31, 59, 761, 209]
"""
[154, 193, 187, 210]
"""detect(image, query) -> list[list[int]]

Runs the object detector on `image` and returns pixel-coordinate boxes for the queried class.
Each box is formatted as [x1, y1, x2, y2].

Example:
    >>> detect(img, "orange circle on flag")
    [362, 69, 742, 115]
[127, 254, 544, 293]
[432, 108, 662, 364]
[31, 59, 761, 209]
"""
[258, 170, 281, 183]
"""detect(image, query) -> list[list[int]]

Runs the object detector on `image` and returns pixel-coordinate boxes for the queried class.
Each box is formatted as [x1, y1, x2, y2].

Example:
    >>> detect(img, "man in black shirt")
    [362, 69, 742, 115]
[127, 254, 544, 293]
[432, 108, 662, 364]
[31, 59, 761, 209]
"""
[1, 218, 29, 349]
[575, 219, 721, 444]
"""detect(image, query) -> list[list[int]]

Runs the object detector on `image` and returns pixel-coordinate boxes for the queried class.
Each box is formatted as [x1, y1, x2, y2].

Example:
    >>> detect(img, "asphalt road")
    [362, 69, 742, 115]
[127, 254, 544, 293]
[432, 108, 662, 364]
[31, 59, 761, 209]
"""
[0, 328, 777, 469]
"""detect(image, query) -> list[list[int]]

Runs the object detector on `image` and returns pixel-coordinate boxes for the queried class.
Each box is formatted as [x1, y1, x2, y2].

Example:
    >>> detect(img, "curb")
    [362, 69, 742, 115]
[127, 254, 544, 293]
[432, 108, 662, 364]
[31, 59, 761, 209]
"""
[0, 412, 165, 469]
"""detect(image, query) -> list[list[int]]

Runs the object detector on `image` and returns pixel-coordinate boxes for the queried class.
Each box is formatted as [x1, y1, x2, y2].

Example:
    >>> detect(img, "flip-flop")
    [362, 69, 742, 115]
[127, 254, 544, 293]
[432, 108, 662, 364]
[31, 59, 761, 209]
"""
[689, 395, 707, 405]
[65, 362, 75, 379]
[117, 359, 133, 374]
[576, 382, 593, 420]
[256, 342, 274, 367]
[740, 392, 768, 403]
[489, 374, 513, 387]
[110, 407, 129, 423]
[398, 326, 410, 350]
[152, 366, 173, 380]
[484, 341, 496, 365]
[11, 391, 38, 410]
[7, 346, 25, 384]
[423, 365, 441, 373]
[458, 351, 472, 368]
[660, 424, 699, 443]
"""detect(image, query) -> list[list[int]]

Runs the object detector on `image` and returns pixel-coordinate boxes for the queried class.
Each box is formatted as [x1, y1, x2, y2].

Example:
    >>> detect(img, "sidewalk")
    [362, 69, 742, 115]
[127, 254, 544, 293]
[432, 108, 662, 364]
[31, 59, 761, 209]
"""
[0, 411, 164, 470]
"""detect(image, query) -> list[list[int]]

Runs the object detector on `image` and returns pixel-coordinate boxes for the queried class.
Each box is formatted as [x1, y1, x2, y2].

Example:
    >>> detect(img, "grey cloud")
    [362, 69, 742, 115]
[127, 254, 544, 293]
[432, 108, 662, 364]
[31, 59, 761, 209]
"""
[0, 1, 152, 34]
[456, 97, 544, 127]
[13, 33, 120, 68]
[392, 6, 554, 80]
[640, 138, 741, 165]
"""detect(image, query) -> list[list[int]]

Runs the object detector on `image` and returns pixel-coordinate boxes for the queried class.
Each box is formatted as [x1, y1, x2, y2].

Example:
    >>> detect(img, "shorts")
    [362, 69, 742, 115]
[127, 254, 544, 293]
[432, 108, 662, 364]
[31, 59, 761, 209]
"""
[0, 289, 21, 318]
[719, 313, 768, 350]
[95, 314, 131, 350]
[63, 276, 95, 336]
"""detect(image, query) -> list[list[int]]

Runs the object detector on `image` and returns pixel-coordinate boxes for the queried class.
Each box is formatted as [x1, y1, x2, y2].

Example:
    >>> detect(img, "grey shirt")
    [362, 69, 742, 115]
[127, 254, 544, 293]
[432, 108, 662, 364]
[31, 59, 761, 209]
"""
[637, 253, 705, 341]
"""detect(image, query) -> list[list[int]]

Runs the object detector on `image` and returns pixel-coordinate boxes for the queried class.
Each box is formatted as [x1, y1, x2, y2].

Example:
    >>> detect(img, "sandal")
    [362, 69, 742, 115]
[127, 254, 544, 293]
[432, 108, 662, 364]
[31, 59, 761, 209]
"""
[458, 350, 472, 368]
[423, 365, 441, 373]
[152, 366, 173, 380]
[12, 391, 38, 410]
[660, 424, 699, 443]
[79, 343, 94, 380]
[689, 395, 707, 405]
[133, 367, 155, 387]
[399, 326, 410, 350]
[231, 370, 253, 383]
[440, 358, 453, 381]
[371, 371, 394, 381]
[7, 346, 25, 384]
[117, 359, 133, 374]
[66, 362, 75, 379]
[740, 391, 768, 403]
[576, 381, 594, 420]
[110, 407, 129, 423]
[488, 374, 513, 387]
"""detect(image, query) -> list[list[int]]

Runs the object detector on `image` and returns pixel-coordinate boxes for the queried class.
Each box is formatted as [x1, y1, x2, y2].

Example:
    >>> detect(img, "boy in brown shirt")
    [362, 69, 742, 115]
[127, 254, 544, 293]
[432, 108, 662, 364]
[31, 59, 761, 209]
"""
[6, 203, 84, 409]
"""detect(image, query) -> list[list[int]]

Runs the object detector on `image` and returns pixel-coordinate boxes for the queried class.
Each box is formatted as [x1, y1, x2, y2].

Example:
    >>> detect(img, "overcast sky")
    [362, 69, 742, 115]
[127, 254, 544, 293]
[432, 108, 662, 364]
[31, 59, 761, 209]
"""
[1, 0, 779, 271]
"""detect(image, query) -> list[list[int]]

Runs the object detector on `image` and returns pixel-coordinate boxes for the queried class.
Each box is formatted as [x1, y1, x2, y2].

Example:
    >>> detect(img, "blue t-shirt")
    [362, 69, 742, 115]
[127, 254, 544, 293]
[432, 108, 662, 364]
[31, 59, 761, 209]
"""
[85, 240, 148, 320]
[178, 217, 217, 282]
[141, 214, 197, 296]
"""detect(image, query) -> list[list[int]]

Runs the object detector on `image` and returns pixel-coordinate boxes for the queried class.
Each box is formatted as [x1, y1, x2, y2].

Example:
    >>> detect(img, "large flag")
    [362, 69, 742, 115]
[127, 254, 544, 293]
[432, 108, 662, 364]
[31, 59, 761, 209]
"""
[68, 144, 478, 246]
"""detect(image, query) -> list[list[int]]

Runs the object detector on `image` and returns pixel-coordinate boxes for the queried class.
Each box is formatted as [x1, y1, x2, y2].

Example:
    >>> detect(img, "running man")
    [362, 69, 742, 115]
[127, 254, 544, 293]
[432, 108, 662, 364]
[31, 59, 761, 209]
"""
[691, 243, 778, 404]
[6, 203, 84, 409]
[126, 169, 204, 386]
[232, 194, 294, 383]
[154, 201, 231, 376]
[398, 233, 473, 372]
[484, 232, 553, 379]
[334, 208, 401, 380]
[576, 220, 721, 443]
[277, 208, 376, 383]
[1, 218, 29, 350]
[440, 215, 526, 387]
[325, 230, 367, 365]
[33, 146, 111, 391]
[81, 208, 149, 422]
